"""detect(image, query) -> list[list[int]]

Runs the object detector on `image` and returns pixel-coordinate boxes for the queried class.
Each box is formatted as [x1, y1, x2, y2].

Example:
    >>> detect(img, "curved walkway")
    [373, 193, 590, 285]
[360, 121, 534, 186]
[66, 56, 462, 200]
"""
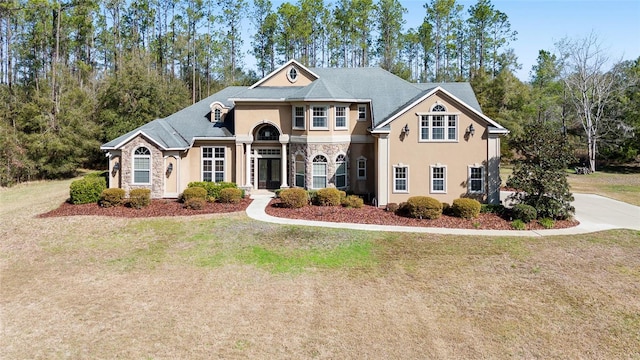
[246, 192, 640, 237]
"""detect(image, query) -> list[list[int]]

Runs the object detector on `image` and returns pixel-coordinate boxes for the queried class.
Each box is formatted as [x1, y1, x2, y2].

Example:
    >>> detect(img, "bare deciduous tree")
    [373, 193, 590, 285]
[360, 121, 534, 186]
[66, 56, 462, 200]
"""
[557, 33, 618, 172]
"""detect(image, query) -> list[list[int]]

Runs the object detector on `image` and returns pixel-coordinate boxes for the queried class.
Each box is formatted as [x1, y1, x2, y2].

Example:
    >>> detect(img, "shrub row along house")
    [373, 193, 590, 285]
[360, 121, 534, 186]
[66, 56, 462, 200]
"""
[101, 60, 509, 206]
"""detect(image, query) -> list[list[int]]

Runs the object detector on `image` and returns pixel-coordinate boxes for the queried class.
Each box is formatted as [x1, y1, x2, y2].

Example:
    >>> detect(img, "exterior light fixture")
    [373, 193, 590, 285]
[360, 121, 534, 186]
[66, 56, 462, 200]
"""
[466, 124, 475, 137]
[402, 124, 410, 135]
[113, 162, 120, 171]
[166, 163, 173, 175]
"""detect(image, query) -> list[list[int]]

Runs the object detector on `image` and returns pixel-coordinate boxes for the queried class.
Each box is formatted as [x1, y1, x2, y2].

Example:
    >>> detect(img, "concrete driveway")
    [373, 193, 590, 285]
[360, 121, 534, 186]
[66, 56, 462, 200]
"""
[572, 193, 640, 232]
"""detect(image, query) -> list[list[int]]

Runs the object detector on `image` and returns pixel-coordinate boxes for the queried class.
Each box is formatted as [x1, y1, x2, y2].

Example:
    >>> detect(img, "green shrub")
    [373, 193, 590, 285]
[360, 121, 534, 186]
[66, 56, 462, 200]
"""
[99, 188, 125, 208]
[182, 187, 207, 202]
[219, 188, 243, 203]
[481, 204, 506, 215]
[280, 188, 308, 208]
[273, 189, 283, 198]
[512, 204, 537, 223]
[539, 218, 555, 229]
[385, 203, 399, 212]
[69, 176, 107, 204]
[342, 195, 364, 208]
[315, 188, 342, 206]
[452, 198, 481, 219]
[187, 181, 238, 201]
[405, 196, 442, 219]
[441, 202, 452, 216]
[128, 188, 151, 209]
[184, 198, 206, 210]
[511, 219, 526, 230]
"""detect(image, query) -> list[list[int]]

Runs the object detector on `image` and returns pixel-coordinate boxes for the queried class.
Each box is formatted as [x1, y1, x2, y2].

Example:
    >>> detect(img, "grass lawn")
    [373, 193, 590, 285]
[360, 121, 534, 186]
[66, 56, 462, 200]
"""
[1, 179, 639, 358]
[501, 165, 640, 206]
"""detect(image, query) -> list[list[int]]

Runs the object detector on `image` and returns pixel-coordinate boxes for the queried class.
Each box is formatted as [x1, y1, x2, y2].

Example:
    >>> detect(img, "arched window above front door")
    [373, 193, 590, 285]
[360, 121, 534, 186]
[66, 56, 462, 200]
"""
[257, 125, 279, 141]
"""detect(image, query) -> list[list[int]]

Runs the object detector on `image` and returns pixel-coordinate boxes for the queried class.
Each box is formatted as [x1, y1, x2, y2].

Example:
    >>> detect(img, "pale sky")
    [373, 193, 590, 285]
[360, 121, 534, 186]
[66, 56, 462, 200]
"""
[251, 0, 640, 81]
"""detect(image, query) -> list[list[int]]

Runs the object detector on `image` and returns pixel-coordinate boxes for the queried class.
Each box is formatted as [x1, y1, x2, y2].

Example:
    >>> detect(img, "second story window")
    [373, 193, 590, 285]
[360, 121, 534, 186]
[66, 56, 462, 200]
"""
[335, 106, 348, 129]
[311, 106, 328, 129]
[293, 106, 305, 129]
[419, 104, 457, 142]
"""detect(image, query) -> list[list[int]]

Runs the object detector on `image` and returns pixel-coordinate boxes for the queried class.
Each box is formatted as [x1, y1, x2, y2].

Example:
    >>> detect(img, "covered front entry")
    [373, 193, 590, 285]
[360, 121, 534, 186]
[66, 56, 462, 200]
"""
[258, 158, 281, 189]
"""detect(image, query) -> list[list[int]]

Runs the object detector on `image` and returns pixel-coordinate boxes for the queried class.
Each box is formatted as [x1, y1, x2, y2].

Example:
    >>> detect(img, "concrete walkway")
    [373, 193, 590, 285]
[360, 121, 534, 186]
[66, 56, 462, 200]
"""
[246, 192, 640, 237]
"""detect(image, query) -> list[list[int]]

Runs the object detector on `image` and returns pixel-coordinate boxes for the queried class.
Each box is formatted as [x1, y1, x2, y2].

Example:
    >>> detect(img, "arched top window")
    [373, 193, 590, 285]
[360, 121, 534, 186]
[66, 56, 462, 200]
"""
[257, 125, 279, 141]
[213, 108, 222, 122]
[313, 155, 327, 163]
[312, 155, 327, 189]
[133, 146, 151, 184]
[335, 154, 347, 189]
[432, 104, 446, 112]
[287, 67, 298, 82]
[135, 147, 151, 156]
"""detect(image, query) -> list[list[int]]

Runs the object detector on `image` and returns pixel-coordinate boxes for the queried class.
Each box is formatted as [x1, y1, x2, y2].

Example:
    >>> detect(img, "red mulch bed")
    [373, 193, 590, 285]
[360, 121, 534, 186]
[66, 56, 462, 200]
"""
[38, 198, 252, 218]
[265, 199, 579, 230]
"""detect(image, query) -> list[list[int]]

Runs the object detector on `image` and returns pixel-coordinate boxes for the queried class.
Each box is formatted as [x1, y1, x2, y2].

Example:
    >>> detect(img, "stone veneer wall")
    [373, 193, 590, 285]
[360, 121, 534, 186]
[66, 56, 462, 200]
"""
[289, 142, 350, 188]
[120, 136, 165, 198]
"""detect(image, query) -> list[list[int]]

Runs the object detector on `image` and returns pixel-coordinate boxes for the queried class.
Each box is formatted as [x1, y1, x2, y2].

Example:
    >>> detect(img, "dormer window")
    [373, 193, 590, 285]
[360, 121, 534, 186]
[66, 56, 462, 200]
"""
[287, 67, 298, 83]
[214, 108, 222, 122]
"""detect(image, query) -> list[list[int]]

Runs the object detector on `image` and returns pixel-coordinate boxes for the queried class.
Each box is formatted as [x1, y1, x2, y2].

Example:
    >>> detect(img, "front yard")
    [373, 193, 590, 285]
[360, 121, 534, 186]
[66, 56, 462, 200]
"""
[1, 178, 639, 358]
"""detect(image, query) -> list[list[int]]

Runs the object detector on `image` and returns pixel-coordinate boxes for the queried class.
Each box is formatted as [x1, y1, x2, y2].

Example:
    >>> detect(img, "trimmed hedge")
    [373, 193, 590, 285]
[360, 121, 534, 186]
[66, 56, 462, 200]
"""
[342, 195, 364, 208]
[99, 188, 125, 208]
[129, 188, 151, 209]
[452, 198, 481, 219]
[219, 188, 243, 203]
[182, 187, 207, 202]
[280, 188, 308, 208]
[385, 203, 399, 212]
[512, 204, 537, 223]
[405, 196, 442, 219]
[187, 181, 238, 201]
[315, 188, 342, 206]
[70, 176, 107, 204]
[184, 198, 206, 210]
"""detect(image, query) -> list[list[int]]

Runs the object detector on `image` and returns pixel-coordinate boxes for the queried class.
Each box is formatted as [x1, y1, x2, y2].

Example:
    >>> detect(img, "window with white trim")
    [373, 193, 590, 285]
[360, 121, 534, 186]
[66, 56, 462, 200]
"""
[430, 165, 446, 193]
[293, 106, 305, 129]
[203, 147, 225, 182]
[133, 147, 151, 184]
[468, 166, 484, 193]
[358, 105, 366, 121]
[419, 104, 457, 141]
[393, 165, 408, 193]
[311, 106, 328, 129]
[287, 67, 298, 82]
[213, 108, 221, 122]
[335, 106, 348, 129]
[335, 154, 346, 189]
[295, 154, 305, 188]
[357, 157, 367, 180]
[312, 155, 327, 189]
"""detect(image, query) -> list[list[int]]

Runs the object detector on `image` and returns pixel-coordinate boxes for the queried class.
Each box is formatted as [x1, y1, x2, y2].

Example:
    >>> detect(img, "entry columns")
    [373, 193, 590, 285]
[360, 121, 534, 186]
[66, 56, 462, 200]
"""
[280, 142, 288, 188]
[245, 143, 253, 188]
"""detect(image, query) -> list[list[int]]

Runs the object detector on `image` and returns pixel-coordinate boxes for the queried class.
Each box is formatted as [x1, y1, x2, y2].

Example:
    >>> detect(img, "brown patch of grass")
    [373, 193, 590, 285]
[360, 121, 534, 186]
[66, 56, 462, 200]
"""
[2, 179, 640, 358]
[568, 171, 640, 206]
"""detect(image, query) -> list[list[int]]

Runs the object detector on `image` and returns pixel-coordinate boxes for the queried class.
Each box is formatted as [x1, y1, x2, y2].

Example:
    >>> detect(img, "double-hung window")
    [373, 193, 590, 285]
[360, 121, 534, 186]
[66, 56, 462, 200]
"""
[311, 106, 328, 129]
[203, 147, 225, 182]
[293, 106, 305, 129]
[357, 157, 367, 180]
[393, 165, 408, 193]
[312, 155, 327, 189]
[335, 106, 348, 129]
[335, 154, 346, 189]
[295, 154, 305, 187]
[133, 147, 151, 184]
[430, 165, 446, 193]
[419, 104, 457, 141]
[469, 166, 484, 193]
[358, 105, 366, 121]
[213, 108, 221, 122]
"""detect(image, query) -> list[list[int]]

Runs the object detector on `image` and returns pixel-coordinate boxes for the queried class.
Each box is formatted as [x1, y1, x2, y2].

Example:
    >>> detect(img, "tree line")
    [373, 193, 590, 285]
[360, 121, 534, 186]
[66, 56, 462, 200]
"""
[0, 0, 638, 186]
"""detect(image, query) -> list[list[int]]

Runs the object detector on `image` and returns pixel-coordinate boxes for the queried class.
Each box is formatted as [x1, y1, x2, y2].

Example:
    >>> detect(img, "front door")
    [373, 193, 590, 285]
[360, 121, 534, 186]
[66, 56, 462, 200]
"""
[258, 158, 281, 189]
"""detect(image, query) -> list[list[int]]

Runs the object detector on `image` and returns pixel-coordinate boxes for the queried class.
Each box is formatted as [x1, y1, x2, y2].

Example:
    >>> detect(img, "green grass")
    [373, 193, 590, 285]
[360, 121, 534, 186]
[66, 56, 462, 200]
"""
[237, 241, 374, 273]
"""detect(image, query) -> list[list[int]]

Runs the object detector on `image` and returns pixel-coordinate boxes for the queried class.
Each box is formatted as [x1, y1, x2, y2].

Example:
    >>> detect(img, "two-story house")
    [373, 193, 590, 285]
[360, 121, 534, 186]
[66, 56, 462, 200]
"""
[101, 60, 509, 206]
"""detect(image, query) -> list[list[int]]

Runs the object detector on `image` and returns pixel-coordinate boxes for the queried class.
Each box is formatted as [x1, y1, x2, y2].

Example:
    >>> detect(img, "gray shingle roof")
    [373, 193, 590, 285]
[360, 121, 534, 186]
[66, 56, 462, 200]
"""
[102, 67, 494, 150]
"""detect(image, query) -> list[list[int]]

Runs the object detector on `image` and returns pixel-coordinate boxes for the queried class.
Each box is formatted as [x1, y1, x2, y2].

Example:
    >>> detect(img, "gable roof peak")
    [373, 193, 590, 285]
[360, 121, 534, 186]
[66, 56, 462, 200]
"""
[249, 59, 319, 89]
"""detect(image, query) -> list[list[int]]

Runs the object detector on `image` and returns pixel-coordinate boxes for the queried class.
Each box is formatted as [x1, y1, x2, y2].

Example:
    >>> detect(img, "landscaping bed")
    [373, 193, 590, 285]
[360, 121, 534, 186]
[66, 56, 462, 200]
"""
[265, 198, 579, 230]
[39, 198, 252, 218]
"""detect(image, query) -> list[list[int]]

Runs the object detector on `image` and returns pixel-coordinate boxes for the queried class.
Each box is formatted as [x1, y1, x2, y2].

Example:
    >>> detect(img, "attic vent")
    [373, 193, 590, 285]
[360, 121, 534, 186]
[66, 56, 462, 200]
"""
[287, 67, 298, 83]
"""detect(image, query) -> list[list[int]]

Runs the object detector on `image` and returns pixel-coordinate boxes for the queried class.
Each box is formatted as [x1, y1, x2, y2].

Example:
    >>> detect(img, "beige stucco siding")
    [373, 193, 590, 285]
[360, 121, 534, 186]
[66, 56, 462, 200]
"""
[183, 141, 236, 186]
[259, 64, 315, 87]
[386, 93, 490, 205]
